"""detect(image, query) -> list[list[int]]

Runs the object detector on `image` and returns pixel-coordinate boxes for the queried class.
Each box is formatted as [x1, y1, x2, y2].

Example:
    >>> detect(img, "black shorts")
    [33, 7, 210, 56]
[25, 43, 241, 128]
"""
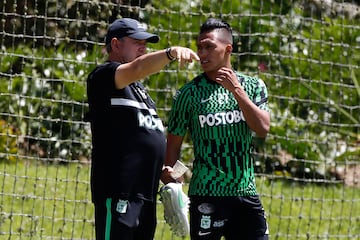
[190, 195, 269, 240]
[94, 198, 156, 240]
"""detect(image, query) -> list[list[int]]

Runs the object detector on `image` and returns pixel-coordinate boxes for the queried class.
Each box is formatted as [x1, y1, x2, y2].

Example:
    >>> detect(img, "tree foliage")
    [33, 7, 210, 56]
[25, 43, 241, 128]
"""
[0, 0, 358, 182]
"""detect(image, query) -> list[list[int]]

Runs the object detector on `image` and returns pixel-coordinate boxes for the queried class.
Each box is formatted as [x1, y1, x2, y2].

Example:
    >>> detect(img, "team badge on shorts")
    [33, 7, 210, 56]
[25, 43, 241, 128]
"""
[200, 215, 211, 229]
[116, 199, 128, 213]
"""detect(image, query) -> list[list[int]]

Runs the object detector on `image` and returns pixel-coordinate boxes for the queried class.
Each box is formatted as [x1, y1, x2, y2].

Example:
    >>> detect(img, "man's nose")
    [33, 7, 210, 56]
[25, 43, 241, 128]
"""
[139, 44, 147, 53]
[198, 49, 207, 58]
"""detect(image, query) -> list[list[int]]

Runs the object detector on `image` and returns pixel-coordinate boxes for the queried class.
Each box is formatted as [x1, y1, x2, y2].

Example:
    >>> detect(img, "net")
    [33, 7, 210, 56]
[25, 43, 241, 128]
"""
[0, 0, 359, 239]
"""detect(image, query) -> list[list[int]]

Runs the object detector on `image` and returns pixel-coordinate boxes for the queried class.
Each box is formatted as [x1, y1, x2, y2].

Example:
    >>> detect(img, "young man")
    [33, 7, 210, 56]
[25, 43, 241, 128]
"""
[161, 18, 270, 240]
[86, 18, 199, 240]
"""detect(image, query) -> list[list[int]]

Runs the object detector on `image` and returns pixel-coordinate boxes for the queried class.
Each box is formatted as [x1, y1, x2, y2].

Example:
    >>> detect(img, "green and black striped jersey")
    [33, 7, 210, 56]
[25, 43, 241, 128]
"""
[167, 72, 269, 197]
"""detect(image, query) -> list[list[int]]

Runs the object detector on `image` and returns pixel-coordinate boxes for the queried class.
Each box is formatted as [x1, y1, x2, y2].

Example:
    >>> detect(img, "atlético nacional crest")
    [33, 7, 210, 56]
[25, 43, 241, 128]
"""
[200, 215, 211, 229]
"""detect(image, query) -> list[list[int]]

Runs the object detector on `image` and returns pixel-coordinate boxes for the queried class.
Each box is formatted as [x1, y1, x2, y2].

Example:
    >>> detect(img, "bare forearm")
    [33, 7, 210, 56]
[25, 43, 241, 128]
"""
[233, 87, 270, 137]
[164, 133, 183, 167]
[215, 68, 270, 137]
[160, 133, 184, 183]
[115, 47, 199, 89]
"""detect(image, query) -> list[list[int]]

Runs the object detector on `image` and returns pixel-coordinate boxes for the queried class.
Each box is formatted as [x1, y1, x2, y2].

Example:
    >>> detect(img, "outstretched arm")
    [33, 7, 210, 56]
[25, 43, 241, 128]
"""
[115, 47, 199, 89]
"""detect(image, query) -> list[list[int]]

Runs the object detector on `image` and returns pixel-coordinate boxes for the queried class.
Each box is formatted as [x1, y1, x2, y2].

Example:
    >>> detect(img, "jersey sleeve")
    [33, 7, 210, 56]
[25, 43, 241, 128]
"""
[87, 62, 120, 122]
[253, 78, 269, 112]
[167, 86, 193, 136]
[88, 62, 119, 95]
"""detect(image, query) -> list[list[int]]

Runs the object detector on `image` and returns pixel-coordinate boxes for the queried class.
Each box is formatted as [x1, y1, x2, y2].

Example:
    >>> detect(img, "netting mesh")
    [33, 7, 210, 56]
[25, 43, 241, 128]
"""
[0, 0, 359, 239]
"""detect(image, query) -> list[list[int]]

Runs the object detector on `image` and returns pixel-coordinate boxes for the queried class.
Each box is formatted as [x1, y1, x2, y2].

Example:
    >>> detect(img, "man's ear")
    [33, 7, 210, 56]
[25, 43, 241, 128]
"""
[111, 38, 121, 50]
[226, 44, 233, 54]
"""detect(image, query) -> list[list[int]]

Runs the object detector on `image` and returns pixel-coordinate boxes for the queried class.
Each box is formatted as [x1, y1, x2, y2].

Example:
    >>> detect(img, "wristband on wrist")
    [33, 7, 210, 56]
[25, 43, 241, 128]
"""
[166, 47, 176, 61]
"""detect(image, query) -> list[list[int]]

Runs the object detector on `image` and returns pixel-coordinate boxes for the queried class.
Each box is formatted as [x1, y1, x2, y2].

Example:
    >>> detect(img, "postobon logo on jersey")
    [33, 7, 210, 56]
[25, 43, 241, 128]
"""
[198, 110, 245, 128]
[138, 112, 164, 132]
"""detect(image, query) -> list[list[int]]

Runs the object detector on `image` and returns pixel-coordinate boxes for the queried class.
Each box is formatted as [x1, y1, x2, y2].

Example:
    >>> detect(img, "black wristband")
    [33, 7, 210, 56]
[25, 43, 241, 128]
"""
[166, 47, 176, 61]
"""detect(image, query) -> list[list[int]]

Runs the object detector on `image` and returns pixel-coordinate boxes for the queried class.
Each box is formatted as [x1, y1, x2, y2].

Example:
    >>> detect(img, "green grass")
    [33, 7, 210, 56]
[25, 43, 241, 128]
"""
[0, 162, 359, 239]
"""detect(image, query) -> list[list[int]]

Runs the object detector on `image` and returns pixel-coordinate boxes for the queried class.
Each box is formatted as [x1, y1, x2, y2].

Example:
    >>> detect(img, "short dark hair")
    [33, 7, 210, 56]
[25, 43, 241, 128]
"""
[200, 18, 232, 35]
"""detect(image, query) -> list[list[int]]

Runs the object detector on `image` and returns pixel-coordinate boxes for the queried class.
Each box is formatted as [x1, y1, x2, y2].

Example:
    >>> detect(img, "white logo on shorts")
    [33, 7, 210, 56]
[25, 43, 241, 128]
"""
[198, 203, 215, 214]
[198, 231, 211, 236]
[200, 215, 211, 229]
[116, 199, 128, 213]
[213, 219, 226, 228]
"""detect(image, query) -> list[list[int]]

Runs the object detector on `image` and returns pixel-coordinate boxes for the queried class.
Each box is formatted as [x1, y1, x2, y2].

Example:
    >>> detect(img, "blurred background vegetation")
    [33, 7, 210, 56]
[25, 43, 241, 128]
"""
[0, 1, 359, 239]
[0, 0, 359, 185]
